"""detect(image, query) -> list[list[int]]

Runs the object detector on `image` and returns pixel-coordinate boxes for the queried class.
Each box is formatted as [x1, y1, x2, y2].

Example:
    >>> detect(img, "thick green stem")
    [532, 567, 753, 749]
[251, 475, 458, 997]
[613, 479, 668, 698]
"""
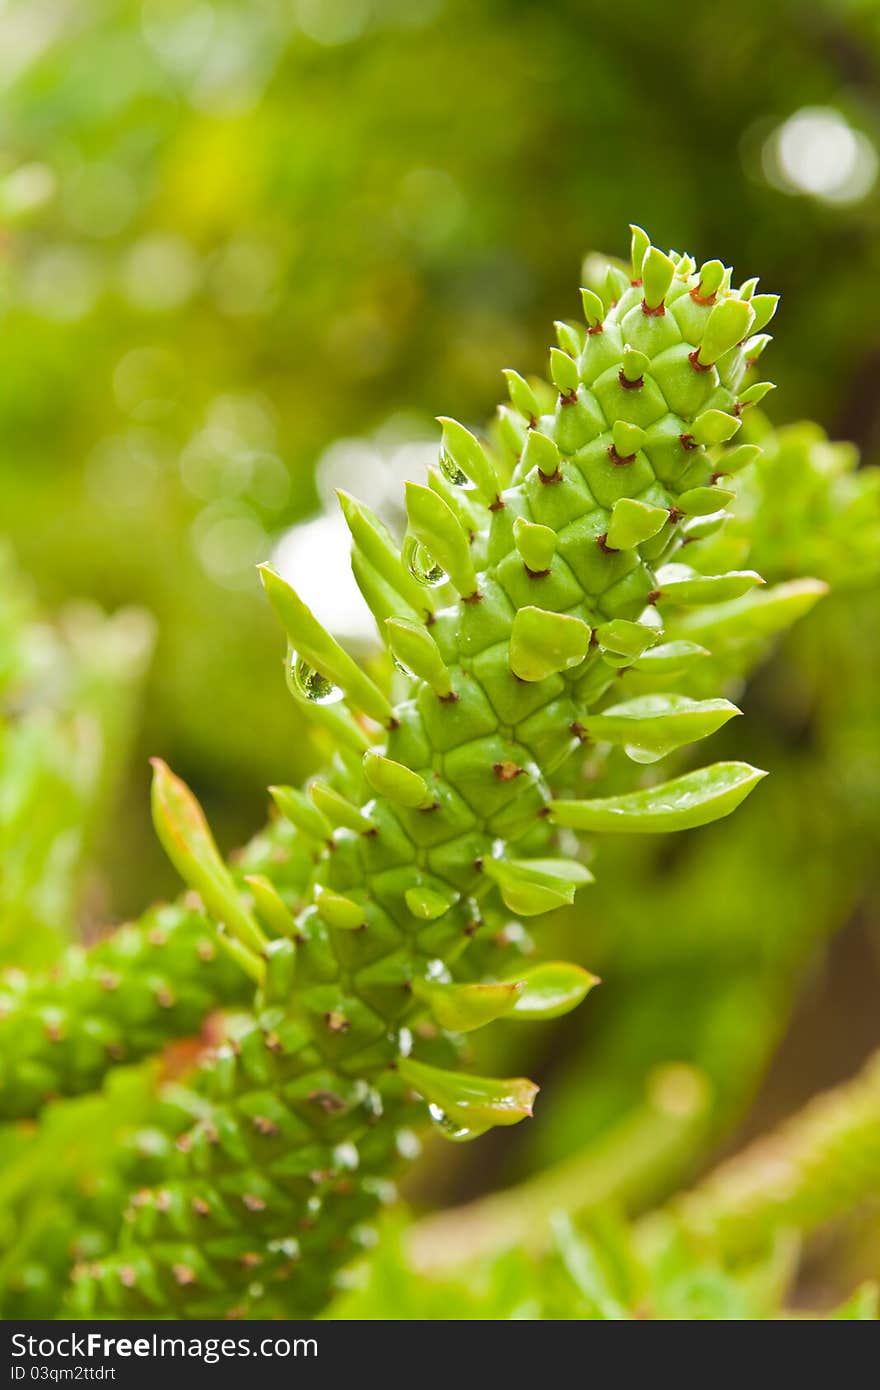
[23, 229, 829, 1319]
[651, 1049, 880, 1259]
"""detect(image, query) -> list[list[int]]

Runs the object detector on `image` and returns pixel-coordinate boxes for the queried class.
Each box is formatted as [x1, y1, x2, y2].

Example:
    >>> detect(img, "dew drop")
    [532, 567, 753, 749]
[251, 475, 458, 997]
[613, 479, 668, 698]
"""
[403, 534, 446, 588]
[438, 447, 469, 487]
[624, 742, 668, 765]
[427, 1102, 489, 1144]
[288, 648, 344, 705]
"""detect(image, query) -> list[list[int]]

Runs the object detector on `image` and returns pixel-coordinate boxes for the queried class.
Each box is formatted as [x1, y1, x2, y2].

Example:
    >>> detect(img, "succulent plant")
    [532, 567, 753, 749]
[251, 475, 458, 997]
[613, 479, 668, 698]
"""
[8, 226, 858, 1319]
[335, 1049, 880, 1321]
[47, 227, 791, 1317]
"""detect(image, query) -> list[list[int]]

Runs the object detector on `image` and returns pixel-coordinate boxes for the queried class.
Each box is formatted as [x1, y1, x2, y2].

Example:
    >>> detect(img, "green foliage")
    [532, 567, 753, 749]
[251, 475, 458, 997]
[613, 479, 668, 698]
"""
[1, 0, 878, 806]
[0, 904, 248, 1120]
[330, 1213, 877, 1321]
[3, 224, 879, 1321]
[338, 1047, 880, 1320]
[0, 0, 878, 1325]
[507, 411, 880, 1214]
[0, 548, 154, 967]
[50, 227, 824, 1319]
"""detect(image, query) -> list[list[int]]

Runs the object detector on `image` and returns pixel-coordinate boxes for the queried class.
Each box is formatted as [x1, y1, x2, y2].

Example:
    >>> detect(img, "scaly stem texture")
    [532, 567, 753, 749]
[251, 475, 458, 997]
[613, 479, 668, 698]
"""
[64, 228, 786, 1317]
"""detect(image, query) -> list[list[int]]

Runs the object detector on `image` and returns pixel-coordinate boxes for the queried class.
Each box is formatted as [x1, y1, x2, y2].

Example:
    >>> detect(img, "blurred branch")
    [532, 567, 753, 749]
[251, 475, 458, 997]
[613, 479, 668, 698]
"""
[410, 1049, 880, 1274]
[408, 1079, 709, 1273]
[652, 1048, 880, 1259]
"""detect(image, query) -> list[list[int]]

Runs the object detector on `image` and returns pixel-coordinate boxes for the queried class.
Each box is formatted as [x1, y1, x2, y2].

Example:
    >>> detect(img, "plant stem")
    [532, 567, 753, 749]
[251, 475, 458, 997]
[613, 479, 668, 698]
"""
[650, 1049, 880, 1259]
[408, 1087, 709, 1272]
[409, 1051, 880, 1273]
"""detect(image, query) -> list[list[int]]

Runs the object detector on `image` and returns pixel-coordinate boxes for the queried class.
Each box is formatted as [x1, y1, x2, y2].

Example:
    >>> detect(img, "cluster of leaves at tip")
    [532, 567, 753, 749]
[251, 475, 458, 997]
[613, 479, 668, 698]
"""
[2, 226, 856, 1321]
[6, 0, 878, 801]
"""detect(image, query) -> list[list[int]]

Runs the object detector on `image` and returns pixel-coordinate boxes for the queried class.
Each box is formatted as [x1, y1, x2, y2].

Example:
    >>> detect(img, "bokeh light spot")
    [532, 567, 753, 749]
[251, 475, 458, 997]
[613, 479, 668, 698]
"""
[763, 106, 877, 205]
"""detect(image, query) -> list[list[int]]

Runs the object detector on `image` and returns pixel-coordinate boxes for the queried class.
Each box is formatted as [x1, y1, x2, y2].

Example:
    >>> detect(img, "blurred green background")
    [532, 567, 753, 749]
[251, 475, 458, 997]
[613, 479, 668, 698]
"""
[2, 0, 879, 1307]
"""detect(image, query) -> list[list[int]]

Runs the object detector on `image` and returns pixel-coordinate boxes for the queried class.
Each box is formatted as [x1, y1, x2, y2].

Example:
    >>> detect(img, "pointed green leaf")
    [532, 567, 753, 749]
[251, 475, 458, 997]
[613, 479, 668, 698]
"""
[691, 409, 742, 446]
[351, 550, 421, 632]
[214, 931, 265, 985]
[314, 885, 366, 930]
[243, 874, 298, 939]
[621, 346, 649, 383]
[405, 482, 478, 598]
[399, 1057, 538, 1132]
[385, 617, 452, 698]
[337, 490, 435, 615]
[429, 463, 482, 536]
[412, 977, 522, 1031]
[595, 619, 658, 658]
[742, 332, 771, 362]
[509, 606, 591, 682]
[676, 579, 828, 648]
[606, 498, 669, 550]
[696, 298, 755, 366]
[483, 855, 593, 916]
[749, 293, 779, 332]
[549, 347, 579, 394]
[580, 287, 605, 329]
[438, 417, 500, 502]
[681, 511, 727, 541]
[630, 640, 709, 674]
[738, 381, 776, 407]
[550, 761, 767, 833]
[629, 223, 650, 280]
[497, 403, 528, 457]
[363, 749, 433, 809]
[695, 260, 725, 299]
[503, 369, 539, 420]
[259, 564, 393, 725]
[522, 429, 561, 480]
[655, 563, 763, 605]
[578, 695, 740, 762]
[150, 759, 265, 955]
[270, 784, 333, 843]
[605, 262, 630, 303]
[283, 659, 374, 754]
[612, 421, 646, 458]
[676, 486, 735, 517]
[404, 883, 458, 921]
[555, 320, 583, 356]
[642, 246, 675, 309]
[310, 780, 375, 834]
[508, 961, 599, 1020]
[513, 516, 557, 573]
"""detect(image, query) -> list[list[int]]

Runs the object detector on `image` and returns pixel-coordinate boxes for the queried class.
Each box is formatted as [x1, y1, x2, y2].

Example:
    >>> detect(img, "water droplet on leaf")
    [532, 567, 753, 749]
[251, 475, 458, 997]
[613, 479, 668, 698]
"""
[624, 742, 666, 765]
[289, 649, 344, 705]
[438, 447, 469, 487]
[404, 535, 446, 588]
[427, 1102, 489, 1143]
